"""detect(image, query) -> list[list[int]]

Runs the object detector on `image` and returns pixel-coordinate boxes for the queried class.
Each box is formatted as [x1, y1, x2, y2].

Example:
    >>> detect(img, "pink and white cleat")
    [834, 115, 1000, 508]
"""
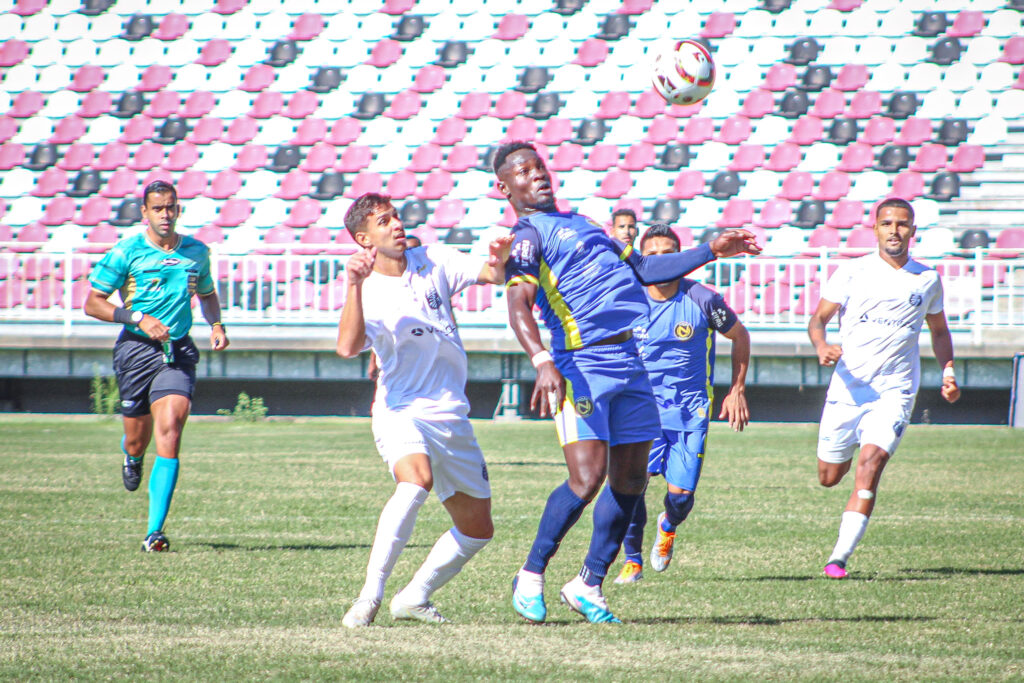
[823, 560, 848, 579]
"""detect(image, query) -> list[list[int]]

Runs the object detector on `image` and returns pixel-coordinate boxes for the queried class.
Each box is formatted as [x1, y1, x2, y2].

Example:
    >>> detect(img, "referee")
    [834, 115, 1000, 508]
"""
[84, 180, 229, 552]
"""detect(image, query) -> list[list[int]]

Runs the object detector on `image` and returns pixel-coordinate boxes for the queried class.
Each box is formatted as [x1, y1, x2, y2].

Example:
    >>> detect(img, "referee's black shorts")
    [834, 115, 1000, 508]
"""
[112, 330, 199, 418]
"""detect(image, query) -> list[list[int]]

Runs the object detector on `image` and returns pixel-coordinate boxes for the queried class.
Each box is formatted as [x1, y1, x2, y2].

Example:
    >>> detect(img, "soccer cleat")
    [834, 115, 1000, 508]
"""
[121, 437, 143, 492]
[141, 531, 169, 552]
[823, 560, 848, 579]
[342, 598, 380, 628]
[389, 595, 448, 624]
[559, 576, 621, 624]
[649, 512, 676, 572]
[512, 573, 547, 623]
[613, 560, 643, 584]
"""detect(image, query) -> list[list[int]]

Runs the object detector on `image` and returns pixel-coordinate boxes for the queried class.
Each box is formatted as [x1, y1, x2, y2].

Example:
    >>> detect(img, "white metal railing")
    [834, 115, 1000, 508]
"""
[1, 244, 1023, 341]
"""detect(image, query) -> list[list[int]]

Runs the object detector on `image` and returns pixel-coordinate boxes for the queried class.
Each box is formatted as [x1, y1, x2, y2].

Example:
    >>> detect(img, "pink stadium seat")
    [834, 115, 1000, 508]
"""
[78, 91, 112, 118]
[753, 282, 792, 315]
[756, 199, 792, 228]
[412, 64, 446, 93]
[286, 90, 320, 119]
[842, 226, 877, 253]
[232, 143, 267, 172]
[443, 144, 478, 173]
[728, 144, 765, 171]
[979, 262, 1008, 287]
[294, 225, 330, 254]
[70, 65, 105, 93]
[101, 169, 139, 198]
[12, 222, 47, 252]
[779, 171, 813, 200]
[549, 144, 584, 172]
[292, 118, 327, 146]
[764, 64, 797, 92]
[128, 142, 164, 171]
[492, 91, 526, 120]
[215, 198, 251, 226]
[1001, 36, 1024, 64]
[432, 117, 467, 146]
[386, 169, 418, 199]
[620, 0, 654, 13]
[894, 117, 932, 146]
[498, 204, 517, 228]
[722, 280, 751, 315]
[58, 142, 94, 171]
[417, 170, 454, 200]
[860, 116, 895, 145]
[454, 284, 493, 312]
[780, 260, 816, 286]
[257, 225, 296, 255]
[208, 169, 242, 198]
[716, 115, 752, 144]
[214, 0, 245, 14]
[120, 115, 155, 144]
[138, 66, 173, 93]
[890, 171, 924, 199]
[794, 281, 821, 315]
[78, 197, 111, 226]
[345, 172, 383, 198]
[764, 142, 802, 172]
[596, 92, 631, 120]
[195, 224, 224, 245]
[948, 144, 984, 173]
[196, 39, 232, 66]
[176, 170, 207, 199]
[385, 90, 421, 120]
[994, 228, 1024, 257]
[273, 279, 315, 310]
[574, 38, 609, 67]
[224, 117, 257, 144]
[428, 199, 465, 228]
[412, 225, 439, 244]
[701, 11, 736, 39]
[947, 10, 984, 37]
[595, 170, 632, 199]
[25, 277, 64, 310]
[673, 226, 694, 247]
[0, 39, 29, 67]
[828, 200, 867, 230]
[621, 142, 656, 171]
[49, 116, 86, 145]
[834, 64, 869, 92]
[811, 89, 846, 118]
[285, 197, 321, 228]
[457, 92, 491, 120]
[32, 168, 68, 197]
[289, 12, 324, 41]
[40, 197, 76, 226]
[241, 64, 275, 92]
[668, 170, 704, 200]
[337, 145, 372, 173]
[910, 144, 948, 173]
[82, 223, 119, 252]
[633, 89, 666, 118]
[537, 118, 574, 146]
[142, 169, 173, 187]
[503, 116, 537, 142]
[582, 144, 619, 171]
[788, 115, 824, 145]
[95, 142, 129, 170]
[165, 141, 198, 171]
[0, 142, 24, 170]
[494, 14, 528, 40]
[181, 91, 215, 119]
[367, 39, 403, 68]
[300, 142, 336, 173]
[154, 13, 189, 40]
[740, 89, 775, 118]
[10, 92, 44, 118]
[250, 91, 284, 118]
[680, 117, 714, 144]
[643, 115, 678, 144]
[318, 278, 347, 309]
[327, 117, 361, 146]
[275, 169, 311, 200]
[847, 90, 881, 119]
[717, 199, 754, 228]
[187, 116, 222, 144]
[613, 198, 642, 218]
[836, 142, 873, 173]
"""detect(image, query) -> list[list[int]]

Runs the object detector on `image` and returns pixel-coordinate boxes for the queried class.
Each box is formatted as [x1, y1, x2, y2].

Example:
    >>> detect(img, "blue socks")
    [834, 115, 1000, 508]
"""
[582, 486, 642, 586]
[524, 481, 588, 574]
[621, 489, 647, 564]
[664, 491, 695, 530]
[147, 456, 179, 535]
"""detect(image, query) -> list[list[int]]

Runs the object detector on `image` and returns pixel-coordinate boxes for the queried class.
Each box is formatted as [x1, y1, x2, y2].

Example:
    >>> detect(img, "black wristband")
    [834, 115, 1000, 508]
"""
[112, 307, 134, 325]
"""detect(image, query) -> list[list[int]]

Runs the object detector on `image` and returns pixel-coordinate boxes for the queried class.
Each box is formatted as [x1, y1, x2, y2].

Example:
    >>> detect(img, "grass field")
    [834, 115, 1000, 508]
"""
[1, 416, 1021, 681]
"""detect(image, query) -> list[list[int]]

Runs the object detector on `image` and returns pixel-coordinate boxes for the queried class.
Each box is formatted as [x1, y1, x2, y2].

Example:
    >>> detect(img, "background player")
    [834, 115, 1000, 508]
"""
[337, 193, 512, 627]
[494, 142, 760, 623]
[614, 224, 750, 584]
[84, 180, 229, 552]
[609, 209, 638, 246]
[808, 197, 960, 579]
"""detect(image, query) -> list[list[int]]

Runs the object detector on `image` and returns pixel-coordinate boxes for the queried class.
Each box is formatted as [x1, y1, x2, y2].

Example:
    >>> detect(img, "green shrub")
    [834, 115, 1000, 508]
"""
[217, 392, 268, 421]
[90, 370, 120, 416]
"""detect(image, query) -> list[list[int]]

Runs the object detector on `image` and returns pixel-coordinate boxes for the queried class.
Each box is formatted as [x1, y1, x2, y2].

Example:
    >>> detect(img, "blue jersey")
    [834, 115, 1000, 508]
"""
[89, 232, 215, 341]
[635, 279, 737, 432]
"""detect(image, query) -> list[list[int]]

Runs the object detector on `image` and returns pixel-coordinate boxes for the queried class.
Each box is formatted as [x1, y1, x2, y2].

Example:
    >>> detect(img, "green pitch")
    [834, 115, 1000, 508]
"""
[1, 417, 1021, 681]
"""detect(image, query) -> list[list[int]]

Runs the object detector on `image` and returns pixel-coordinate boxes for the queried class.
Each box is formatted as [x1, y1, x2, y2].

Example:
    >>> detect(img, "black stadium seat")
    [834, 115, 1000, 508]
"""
[785, 37, 821, 66]
[516, 67, 551, 94]
[823, 118, 859, 145]
[400, 200, 429, 228]
[886, 92, 919, 119]
[112, 91, 147, 118]
[352, 92, 387, 120]
[24, 143, 58, 171]
[649, 199, 681, 225]
[929, 37, 963, 66]
[596, 14, 632, 41]
[310, 172, 346, 200]
[110, 198, 143, 227]
[760, 0, 792, 12]
[936, 118, 969, 146]
[655, 143, 690, 171]
[913, 11, 948, 37]
[121, 14, 153, 41]
[572, 118, 607, 146]
[875, 145, 911, 173]
[435, 41, 470, 68]
[553, 0, 585, 15]
[528, 92, 562, 119]
[392, 15, 426, 41]
[926, 172, 961, 201]
[800, 65, 832, 92]
[265, 39, 300, 67]
[67, 169, 103, 198]
[154, 117, 189, 145]
[792, 199, 826, 229]
[309, 67, 344, 93]
[267, 145, 302, 173]
[444, 228, 474, 245]
[707, 171, 741, 199]
[958, 229, 990, 250]
[778, 88, 810, 118]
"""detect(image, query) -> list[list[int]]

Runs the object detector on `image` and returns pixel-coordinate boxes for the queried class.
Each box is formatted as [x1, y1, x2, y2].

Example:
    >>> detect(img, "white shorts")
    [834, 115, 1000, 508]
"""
[371, 412, 491, 501]
[816, 394, 916, 464]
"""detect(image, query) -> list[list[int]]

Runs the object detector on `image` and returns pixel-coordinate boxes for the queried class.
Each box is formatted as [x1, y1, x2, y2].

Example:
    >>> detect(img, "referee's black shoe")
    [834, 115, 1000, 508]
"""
[121, 437, 143, 491]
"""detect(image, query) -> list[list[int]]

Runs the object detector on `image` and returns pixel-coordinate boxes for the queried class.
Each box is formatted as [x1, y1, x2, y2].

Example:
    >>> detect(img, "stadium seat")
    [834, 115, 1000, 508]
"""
[925, 172, 960, 201]
[595, 169, 631, 198]
[948, 144, 984, 173]
[891, 117, 931, 146]
[66, 169, 101, 198]
[811, 89, 847, 119]
[40, 196, 75, 226]
[77, 196, 111, 226]
[755, 198, 792, 229]
[621, 142, 656, 172]
[213, 198, 250, 227]
[596, 14, 632, 41]
[310, 172, 345, 201]
[836, 142, 873, 173]
[728, 144, 765, 172]
[801, 65, 833, 92]
[890, 171, 924, 199]
[764, 142, 801, 172]
[948, 10, 984, 38]
[842, 226, 876, 254]
[910, 144, 948, 173]
[176, 170, 207, 199]
[716, 199, 753, 228]
[275, 170, 311, 200]
[834, 64, 869, 92]
[794, 281, 821, 315]
[827, 200, 866, 230]
[1001, 36, 1024, 65]
[860, 116, 895, 145]
[701, 11, 736, 39]
[196, 38, 232, 66]
[793, 200, 826, 230]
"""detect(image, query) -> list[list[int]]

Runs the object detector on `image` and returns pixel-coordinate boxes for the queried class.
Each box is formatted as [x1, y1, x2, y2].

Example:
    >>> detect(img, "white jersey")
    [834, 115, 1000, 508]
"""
[360, 245, 484, 419]
[822, 251, 944, 405]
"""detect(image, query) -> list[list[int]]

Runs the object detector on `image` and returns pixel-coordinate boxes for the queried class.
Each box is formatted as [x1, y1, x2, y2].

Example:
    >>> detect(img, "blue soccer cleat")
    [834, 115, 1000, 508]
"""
[141, 530, 169, 552]
[559, 576, 621, 624]
[512, 573, 547, 623]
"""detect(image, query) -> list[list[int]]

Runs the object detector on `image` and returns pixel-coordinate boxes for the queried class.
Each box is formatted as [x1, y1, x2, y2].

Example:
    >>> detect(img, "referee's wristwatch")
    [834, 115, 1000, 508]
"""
[130, 310, 144, 325]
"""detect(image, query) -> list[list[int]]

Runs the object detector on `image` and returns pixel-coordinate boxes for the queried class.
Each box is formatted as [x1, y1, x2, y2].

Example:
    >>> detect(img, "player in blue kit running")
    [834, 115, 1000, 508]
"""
[85, 180, 228, 552]
[493, 142, 760, 623]
[613, 224, 750, 584]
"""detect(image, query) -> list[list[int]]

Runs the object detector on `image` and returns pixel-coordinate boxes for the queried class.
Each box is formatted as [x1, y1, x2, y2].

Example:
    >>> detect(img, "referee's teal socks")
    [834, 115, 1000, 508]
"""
[147, 456, 179, 535]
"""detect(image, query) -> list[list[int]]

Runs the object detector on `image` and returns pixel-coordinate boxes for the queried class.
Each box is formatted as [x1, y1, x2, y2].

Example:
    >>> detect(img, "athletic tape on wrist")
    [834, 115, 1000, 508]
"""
[942, 366, 956, 381]
[531, 350, 553, 369]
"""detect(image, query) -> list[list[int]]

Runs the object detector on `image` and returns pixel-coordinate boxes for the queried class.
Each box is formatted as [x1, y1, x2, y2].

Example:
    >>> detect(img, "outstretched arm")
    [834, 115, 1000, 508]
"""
[926, 311, 960, 403]
[622, 229, 763, 286]
[507, 281, 563, 418]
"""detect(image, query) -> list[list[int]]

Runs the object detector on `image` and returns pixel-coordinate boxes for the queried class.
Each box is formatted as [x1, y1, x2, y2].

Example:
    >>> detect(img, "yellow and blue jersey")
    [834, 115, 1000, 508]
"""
[89, 232, 215, 341]
[635, 279, 737, 432]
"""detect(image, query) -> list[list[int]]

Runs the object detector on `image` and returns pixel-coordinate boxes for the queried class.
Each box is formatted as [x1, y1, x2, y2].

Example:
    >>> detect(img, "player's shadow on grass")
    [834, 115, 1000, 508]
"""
[900, 566, 1024, 577]
[632, 614, 937, 626]
[194, 542, 430, 552]
[491, 461, 568, 467]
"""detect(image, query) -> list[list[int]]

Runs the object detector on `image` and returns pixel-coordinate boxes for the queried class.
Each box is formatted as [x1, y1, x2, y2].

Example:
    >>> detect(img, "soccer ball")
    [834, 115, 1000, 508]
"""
[650, 39, 716, 106]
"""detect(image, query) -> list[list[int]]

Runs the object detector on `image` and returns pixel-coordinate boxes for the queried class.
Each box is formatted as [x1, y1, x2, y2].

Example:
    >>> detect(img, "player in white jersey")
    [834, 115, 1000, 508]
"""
[337, 193, 512, 626]
[808, 198, 960, 579]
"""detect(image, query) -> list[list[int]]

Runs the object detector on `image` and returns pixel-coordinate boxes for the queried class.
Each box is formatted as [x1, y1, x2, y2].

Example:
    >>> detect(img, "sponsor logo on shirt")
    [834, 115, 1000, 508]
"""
[710, 307, 728, 329]
[512, 240, 535, 266]
[160, 257, 181, 266]
[121, 400, 135, 408]
[556, 227, 576, 242]
[674, 322, 694, 341]
[574, 396, 594, 417]
[908, 292, 923, 306]
[410, 326, 436, 337]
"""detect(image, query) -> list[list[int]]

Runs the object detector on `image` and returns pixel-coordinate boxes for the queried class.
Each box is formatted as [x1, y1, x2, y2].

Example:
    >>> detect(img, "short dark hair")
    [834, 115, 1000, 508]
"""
[344, 192, 392, 237]
[492, 141, 538, 175]
[639, 223, 680, 252]
[612, 208, 637, 222]
[875, 197, 914, 223]
[143, 180, 177, 207]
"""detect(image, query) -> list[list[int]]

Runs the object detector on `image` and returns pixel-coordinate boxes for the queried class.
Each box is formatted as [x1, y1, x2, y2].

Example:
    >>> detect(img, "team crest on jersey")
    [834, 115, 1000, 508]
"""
[908, 292, 923, 307]
[426, 288, 442, 309]
[674, 322, 694, 340]
[574, 396, 594, 417]
[160, 257, 181, 266]
[893, 421, 906, 438]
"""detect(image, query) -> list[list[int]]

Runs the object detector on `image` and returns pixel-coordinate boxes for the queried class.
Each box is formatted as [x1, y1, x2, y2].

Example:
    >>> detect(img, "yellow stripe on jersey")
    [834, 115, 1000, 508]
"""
[538, 257, 583, 350]
[506, 274, 540, 288]
[122, 274, 137, 308]
[619, 244, 633, 261]
[704, 329, 715, 427]
[554, 379, 578, 446]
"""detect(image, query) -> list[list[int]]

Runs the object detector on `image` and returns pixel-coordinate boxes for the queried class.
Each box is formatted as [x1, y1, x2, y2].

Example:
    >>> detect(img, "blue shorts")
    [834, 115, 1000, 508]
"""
[552, 339, 661, 447]
[647, 427, 708, 491]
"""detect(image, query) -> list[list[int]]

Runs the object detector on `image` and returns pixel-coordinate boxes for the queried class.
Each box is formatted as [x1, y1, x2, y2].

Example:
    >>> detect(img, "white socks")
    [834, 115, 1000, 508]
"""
[396, 527, 491, 606]
[829, 510, 870, 565]
[358, 482, 429, 603]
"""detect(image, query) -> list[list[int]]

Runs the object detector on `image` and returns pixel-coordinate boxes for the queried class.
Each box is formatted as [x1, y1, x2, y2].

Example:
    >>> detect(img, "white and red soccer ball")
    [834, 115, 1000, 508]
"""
[651, 39, 716, 106]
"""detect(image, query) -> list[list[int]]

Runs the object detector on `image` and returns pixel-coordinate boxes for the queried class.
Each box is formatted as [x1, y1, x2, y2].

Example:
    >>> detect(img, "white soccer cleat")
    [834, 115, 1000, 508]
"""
[389, 595, 448, 624]
[559, 576, 621, 624]
[341, 598, 380, 628]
